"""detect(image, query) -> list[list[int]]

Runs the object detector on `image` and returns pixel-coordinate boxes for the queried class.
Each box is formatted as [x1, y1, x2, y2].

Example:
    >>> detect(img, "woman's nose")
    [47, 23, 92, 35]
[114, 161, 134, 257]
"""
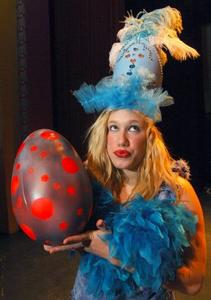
[117, 130, 129, 147]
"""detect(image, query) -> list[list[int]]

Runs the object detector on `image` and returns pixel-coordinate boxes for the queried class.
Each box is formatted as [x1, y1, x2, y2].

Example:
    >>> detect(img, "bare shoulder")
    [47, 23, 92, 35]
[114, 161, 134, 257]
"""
[177, 177, 203, 217]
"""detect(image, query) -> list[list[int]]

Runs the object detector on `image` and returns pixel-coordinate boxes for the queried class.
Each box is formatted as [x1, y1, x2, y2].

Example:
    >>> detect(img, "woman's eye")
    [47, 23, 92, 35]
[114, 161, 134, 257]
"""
[128, 125, 140, 132]
[108, 125, 118, 132]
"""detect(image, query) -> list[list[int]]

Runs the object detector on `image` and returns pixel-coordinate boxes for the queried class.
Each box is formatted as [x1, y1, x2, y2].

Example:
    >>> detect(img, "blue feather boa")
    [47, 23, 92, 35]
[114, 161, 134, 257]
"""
[78, 183, 197, 299]
[73, 74, 173, 122]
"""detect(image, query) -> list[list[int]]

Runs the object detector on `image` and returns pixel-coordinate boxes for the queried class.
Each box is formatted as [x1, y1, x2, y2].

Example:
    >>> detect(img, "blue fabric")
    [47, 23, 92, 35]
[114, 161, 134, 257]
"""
[71, 182, 197, 300]
[73, 74, 173, 122]
[72, 270, 174, 300]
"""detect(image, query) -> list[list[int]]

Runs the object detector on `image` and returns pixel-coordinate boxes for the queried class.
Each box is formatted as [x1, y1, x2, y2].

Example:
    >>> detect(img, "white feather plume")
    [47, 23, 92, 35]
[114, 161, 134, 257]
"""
[109, 42, 123, 70]
[110, 6, 199, 69]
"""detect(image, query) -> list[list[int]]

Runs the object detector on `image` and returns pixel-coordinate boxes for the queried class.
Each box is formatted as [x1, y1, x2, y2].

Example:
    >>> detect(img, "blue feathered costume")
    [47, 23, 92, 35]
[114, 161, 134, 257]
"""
[71, 181, 197, 300]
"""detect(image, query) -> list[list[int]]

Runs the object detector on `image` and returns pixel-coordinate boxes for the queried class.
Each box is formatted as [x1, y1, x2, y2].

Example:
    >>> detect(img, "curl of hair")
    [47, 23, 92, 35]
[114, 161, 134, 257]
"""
[137, 120, 178, 199]
[87, 110, 179, 200]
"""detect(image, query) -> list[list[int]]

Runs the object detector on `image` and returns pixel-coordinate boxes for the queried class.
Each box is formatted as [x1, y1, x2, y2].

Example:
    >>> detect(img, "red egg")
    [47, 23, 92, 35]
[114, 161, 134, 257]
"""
[11, 129, 93, 245]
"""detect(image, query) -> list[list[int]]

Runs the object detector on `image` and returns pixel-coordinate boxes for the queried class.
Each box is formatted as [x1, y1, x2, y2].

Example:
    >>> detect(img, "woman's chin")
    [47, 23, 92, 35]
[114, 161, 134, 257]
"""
[113, 161, 137, 171]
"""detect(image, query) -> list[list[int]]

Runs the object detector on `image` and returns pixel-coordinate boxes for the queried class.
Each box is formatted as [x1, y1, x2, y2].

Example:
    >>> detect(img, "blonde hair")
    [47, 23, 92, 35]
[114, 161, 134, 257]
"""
[87, 110, 179, 200]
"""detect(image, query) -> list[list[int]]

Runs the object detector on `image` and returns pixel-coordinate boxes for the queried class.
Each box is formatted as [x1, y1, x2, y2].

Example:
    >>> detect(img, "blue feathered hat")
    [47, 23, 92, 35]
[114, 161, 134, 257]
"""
[73, 6, 199, 122]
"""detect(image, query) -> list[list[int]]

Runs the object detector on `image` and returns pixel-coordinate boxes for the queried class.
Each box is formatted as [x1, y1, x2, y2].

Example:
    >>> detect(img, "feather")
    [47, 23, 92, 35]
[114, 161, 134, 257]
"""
[111, 6, 199, 67]
[172, 159, 191, 180]
[73, 71, 173, 121]
[77, 182, 197, 299]
[109, 42, 123, 69]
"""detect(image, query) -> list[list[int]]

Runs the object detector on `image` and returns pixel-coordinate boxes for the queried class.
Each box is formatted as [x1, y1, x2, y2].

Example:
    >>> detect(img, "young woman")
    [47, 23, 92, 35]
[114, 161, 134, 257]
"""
[44, 6, 206, 299]
[44, 109, 206, 299]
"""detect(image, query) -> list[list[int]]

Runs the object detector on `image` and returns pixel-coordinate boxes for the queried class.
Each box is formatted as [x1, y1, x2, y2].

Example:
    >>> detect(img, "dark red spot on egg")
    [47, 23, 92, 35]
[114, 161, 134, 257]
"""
[67, 186, 76, 196]
[28, 167, 34, 174]
[40, 151, 48, 159]
[88, 205, 93, 219]
[77, 208, 83, 216]
[16, 163, 21, 170]
[16, 195, 23, 209]
[84, 186, 91, 193]
[20, 224, 37, 240]
[59, 221, 68, 231]
[17, 142, 25, 156]
[79, 221, 86, 230]
[62, 157, 79, 174]
[53, 182, 61, 191]
[40, 131, 59, 141]
[31, 197, 54, 220]
[11, 176, 19, 195]
[55, 142, 62, 147]
[30, 145, 37, 152]
[41, 174, 49, 182]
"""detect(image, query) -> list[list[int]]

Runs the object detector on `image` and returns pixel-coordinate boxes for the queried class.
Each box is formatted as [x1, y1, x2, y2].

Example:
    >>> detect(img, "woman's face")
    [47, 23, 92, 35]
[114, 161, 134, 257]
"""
[106, 110, 147, 172]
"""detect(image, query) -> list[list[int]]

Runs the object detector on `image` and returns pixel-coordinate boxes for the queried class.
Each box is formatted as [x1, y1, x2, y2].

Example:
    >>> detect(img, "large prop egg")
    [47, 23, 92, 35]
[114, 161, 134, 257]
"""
[11, 129, 93, 244]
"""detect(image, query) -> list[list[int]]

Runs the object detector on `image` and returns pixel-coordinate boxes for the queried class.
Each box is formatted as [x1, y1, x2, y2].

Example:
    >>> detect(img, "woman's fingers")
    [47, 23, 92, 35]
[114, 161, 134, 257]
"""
[43, 244, 52, 252]
[63, 231, 93, 245]
[43, 242, 84, 254]
[43, 244, 71, 254]
[96, 219, 106, 230]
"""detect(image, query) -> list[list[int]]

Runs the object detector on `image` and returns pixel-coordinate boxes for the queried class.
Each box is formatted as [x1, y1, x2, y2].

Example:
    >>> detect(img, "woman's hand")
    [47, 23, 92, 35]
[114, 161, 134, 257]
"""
[43, 219, 111, 260]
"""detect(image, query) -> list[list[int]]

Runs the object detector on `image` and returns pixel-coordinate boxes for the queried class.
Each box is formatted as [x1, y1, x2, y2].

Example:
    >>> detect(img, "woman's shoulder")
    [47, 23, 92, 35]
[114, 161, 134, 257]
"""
[177, 177, 204, 217]
[157, 177, 203, 216]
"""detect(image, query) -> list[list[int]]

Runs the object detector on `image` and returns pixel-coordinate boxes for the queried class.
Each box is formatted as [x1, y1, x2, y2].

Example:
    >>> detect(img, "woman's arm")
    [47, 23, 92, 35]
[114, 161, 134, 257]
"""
[167, 177, 207, 295]
[43, 220, 113, 261]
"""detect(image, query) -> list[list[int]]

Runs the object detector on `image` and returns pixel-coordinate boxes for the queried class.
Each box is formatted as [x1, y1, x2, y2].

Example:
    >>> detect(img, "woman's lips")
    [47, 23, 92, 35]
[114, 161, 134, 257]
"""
[114, 150, 131, 158]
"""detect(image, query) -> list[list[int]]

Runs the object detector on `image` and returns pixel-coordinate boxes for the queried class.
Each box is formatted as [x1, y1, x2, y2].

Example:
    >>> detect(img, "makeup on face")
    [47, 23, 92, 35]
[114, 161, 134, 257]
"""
[107, 110, 147, 172]
[114, 149, 131, 158]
